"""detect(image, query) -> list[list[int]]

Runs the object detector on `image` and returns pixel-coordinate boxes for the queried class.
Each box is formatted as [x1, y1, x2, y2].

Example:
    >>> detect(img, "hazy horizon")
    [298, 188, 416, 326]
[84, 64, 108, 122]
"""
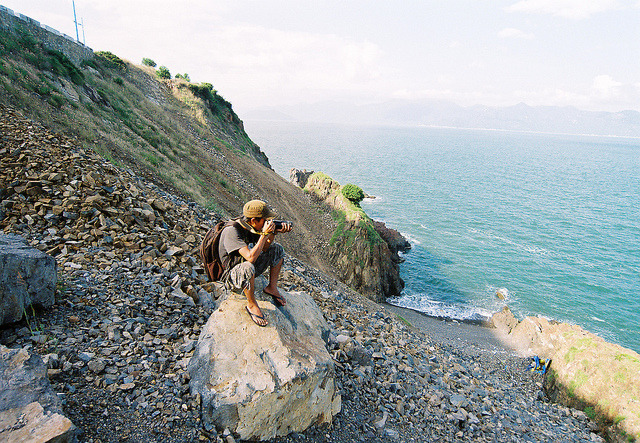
[3, 1, 639, 119]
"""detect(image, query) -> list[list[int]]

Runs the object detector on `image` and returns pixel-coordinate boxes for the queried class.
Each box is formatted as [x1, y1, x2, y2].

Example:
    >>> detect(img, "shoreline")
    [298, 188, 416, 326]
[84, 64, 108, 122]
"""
[382, 302, 514, 357]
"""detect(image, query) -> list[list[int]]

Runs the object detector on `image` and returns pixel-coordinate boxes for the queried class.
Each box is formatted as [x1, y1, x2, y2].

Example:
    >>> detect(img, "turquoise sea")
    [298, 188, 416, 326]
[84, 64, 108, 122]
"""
[244, 120, 640, 353]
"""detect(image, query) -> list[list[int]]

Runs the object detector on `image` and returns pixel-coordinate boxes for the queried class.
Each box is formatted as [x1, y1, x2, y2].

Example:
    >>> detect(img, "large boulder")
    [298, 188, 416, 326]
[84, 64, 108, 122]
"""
[0, 345, 77, 442]
[489, 306, 519, 336]
[0, 233, 57, 325]
[188, 284, 340, 441]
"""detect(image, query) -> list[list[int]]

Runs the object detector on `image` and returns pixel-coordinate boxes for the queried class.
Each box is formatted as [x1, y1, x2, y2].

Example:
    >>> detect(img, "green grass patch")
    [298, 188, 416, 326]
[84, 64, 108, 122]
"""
[358, 218, 384, 247]
[564, 337, 597, 363]
[0, 30, 84, 85]
[329, 210, 351, 246]
[395, 314, 412, 328]
[141, 152, 162, 167]
[95, 51, 127, 70]
[567, 370, 588, 398]
[47, 93, 65, 108]
[205, 199, 222, 213]
[615, 353, 640, 365]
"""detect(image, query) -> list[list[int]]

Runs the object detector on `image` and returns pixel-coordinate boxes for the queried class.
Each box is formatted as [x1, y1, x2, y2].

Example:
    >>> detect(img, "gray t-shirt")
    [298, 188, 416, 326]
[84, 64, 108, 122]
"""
[219, 223, 259, 269]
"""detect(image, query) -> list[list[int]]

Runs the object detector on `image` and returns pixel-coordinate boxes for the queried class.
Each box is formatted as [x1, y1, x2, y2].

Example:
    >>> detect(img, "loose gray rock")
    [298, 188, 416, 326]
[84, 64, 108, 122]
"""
[0, 234, 57, 325]
[0, 345, 76, 442]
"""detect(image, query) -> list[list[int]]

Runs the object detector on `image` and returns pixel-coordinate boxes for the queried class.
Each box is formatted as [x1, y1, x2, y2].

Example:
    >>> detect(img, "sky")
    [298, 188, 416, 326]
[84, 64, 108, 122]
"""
[3, 1, 640, 115]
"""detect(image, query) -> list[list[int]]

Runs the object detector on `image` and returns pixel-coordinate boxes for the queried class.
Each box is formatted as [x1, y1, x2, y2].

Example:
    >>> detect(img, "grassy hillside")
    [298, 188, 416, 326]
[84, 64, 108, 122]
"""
[0, 27, 334, 273]
[0, 28, 267, 215]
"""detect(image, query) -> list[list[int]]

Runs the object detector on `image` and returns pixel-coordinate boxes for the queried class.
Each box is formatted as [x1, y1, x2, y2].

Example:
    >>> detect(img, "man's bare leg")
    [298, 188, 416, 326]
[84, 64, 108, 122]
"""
[244, 275, 267, 326]
[264, 258, 286, 306]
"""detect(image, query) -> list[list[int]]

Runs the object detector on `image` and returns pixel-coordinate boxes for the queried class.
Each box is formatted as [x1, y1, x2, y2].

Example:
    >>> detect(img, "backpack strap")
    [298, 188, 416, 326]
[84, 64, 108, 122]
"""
[236, 217, 265, 236]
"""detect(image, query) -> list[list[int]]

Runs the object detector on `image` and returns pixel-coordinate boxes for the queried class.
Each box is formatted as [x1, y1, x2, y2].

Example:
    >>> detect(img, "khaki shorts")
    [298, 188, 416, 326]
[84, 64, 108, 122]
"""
[224, 243, 284, 291]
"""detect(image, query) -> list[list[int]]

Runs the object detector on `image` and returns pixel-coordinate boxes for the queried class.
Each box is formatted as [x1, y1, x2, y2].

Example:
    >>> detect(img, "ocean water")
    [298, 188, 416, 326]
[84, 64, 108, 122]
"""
[244, 120, 640, 353]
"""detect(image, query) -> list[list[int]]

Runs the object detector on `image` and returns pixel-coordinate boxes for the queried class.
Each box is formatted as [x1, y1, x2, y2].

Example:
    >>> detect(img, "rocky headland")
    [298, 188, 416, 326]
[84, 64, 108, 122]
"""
[491, 307, 640, 441]
[300, 171, 405, 302]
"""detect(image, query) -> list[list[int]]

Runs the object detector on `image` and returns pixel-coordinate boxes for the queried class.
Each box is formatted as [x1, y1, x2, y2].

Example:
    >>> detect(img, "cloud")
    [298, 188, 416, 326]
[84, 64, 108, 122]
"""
[210, 25, 384, 82]
[592, 75, 623, 99]
[506, 0, 623, 19]
[590, 75, 640, 109]
[506, 76, 640, 111]
[498, 28, 535, 39]
[184, 23, 388, 109]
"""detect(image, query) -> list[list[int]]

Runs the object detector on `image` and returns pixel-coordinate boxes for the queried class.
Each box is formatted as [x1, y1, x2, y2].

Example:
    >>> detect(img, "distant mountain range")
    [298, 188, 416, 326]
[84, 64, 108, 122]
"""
[244, 100, 640, 138]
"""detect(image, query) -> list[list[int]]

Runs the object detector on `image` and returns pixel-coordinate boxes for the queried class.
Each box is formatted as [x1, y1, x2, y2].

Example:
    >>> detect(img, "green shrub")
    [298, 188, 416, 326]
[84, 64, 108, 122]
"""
[584, 407, 596, 420]
[175, 73, 190, 82]
[187, 83, 235, 118]
[341, 184, 365, 205]
[0, 30, 20, 55]
[33, 84, 51, 96]
[142, 57, 156, 67]
[47, 93, 65, 108]
[141, 128, 162, 148]
[156, 66, 171, 79]
[114, 77, 124, 86]
[45, 49, 84, 84]
[188, 83, 214, 100]
[142, 152, 161, 167]
[95, 51, 127, 70]
[3, 30, 84, 84]
[17, 31, 37, 52]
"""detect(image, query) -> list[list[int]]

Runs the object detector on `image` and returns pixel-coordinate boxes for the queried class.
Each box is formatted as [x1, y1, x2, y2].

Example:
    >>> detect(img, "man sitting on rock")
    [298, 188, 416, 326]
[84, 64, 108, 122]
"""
[219, 200, 292, 326]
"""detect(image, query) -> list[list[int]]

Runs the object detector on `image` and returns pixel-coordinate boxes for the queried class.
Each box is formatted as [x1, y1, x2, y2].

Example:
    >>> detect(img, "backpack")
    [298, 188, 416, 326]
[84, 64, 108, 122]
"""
[200, 220, 237, 282]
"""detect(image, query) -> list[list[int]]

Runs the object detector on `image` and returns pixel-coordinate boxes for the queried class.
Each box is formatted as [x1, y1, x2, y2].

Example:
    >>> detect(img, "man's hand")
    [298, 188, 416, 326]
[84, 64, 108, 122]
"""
[278, 222, 292, 233]
[263, 219, 277, 235]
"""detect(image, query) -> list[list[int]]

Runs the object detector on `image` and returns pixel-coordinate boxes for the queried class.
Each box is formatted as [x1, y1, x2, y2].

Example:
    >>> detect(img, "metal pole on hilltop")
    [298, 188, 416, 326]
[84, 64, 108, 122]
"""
[72, 0, 79, 42]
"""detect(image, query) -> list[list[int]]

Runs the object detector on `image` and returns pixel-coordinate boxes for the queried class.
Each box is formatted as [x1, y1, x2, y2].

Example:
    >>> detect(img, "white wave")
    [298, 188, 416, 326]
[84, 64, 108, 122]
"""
[486, 285, 511, 301]
[523, 245, 551, 256]
[400, 231, 422, 245]
[471, 228, 552, 257]
[390, 294, 492, 322]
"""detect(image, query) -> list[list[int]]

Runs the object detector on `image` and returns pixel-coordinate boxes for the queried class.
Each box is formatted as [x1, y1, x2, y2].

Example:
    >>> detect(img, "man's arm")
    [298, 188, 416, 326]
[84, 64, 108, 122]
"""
[238, 220, 276, 263]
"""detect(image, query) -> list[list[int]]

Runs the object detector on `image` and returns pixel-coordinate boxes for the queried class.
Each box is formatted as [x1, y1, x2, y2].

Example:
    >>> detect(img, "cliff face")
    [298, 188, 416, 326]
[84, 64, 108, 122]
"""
[329, 225, 404, 302]
[303, 173, 404, 302]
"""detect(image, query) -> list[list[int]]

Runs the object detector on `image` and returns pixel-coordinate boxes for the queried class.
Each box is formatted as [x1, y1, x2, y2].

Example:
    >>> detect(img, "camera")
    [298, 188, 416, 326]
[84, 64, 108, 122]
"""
[273, 220, 293, 231]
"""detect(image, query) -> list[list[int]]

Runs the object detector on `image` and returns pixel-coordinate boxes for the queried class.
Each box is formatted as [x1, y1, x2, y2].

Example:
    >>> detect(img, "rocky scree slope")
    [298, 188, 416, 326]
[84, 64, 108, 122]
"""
[0, 30, 360, 292]
[0, 107, 603, 442]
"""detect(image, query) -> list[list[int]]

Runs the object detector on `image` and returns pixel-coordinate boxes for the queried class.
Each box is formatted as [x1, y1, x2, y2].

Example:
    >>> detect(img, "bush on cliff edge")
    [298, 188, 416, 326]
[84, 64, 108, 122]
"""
[341, 184, 365, 206]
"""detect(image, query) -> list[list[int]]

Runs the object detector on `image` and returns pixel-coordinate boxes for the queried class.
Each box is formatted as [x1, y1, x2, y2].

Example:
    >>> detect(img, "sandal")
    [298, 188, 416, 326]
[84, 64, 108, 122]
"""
[245, 306, 267, 327]
[263, 289, 286, 307]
